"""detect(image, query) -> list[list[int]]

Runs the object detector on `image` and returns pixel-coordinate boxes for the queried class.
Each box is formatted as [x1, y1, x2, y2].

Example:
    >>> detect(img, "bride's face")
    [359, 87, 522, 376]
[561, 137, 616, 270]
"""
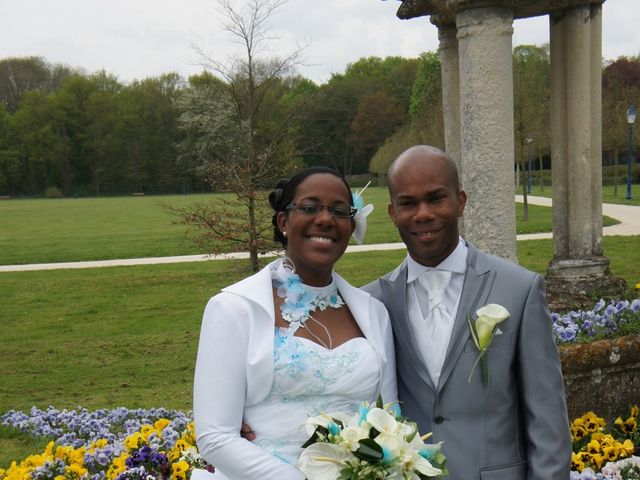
[277, 173, 354, 286]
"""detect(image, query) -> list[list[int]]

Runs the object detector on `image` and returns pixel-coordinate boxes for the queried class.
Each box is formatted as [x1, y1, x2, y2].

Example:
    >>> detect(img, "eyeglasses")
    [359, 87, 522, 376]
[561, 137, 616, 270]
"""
[286, 202, 357, 219]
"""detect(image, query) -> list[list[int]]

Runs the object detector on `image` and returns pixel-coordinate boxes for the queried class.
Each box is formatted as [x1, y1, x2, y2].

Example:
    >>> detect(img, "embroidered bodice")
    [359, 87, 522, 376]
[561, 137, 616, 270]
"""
[242, 328, 380, 465]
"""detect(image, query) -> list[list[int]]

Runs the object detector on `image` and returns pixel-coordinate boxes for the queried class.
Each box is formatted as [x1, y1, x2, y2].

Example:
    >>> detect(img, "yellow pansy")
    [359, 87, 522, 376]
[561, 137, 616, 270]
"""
[106, 453, 129, 480]
[154, 418, 171, 431]
[622, 439, 635, 455]
[22, 453, 48, 469]
[91, 438, 108, 450]
[590, 453, 604, 469]
[171, 460, 190, 480]
[44, 441, 55, 456]
[602, 445, 617, 462]
[571, 424, 588, 442]
[571, 451, 586, 472]
[66, 463, 88, 479]
[124, 432, 144, 450]
[140, 424, 160, 441]
[631, 405, 639, 417]
[583, 412, 605, 432]
[600, 434, 615, 448]
[54, 476, 65, 480]
[183, 422, 197, 444]
[587, 439, 601, 454]
[623, 417, 637, 434]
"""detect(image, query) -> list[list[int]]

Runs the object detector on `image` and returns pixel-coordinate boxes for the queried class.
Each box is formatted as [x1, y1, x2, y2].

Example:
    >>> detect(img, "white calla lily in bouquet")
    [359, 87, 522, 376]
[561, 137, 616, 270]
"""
[297, 396, 447, 480]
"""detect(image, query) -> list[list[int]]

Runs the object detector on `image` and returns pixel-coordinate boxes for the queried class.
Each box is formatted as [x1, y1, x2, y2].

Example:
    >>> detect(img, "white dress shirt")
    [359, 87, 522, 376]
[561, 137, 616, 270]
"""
[406, 238, 468, 384]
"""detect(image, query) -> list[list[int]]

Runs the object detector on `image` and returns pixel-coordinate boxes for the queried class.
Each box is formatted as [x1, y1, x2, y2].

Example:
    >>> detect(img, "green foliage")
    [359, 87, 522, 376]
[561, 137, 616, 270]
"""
[43, 185, 63, 198]
[513, 44, 550, 164]
[301, 56, 419, 175]
[409, 51, 441, 120]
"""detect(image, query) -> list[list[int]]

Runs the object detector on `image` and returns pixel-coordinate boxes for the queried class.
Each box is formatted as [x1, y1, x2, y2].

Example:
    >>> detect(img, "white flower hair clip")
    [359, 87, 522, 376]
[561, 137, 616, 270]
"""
[351, 181, 374, 245]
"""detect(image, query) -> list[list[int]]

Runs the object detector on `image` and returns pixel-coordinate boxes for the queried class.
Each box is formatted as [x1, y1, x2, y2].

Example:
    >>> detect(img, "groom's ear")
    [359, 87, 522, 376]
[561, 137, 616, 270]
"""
[457, 190, 467, 217]
[387, 202, 397, 226]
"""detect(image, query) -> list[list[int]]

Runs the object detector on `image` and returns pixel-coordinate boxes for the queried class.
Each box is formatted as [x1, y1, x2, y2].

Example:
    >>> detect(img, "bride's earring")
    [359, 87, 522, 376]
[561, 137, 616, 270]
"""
[282, 231, 287, 237]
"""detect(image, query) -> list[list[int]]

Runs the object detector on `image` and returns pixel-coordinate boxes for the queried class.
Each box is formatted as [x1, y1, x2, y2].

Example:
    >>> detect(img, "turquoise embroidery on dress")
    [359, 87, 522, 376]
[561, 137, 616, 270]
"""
[267, 328, 361, 415]
[254, 438, 293, 464]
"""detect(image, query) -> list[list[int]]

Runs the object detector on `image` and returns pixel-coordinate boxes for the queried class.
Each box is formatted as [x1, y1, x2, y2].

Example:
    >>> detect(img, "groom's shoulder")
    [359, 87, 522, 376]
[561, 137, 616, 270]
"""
[361, 261, 406, 298]
[473, 245, 538, 282]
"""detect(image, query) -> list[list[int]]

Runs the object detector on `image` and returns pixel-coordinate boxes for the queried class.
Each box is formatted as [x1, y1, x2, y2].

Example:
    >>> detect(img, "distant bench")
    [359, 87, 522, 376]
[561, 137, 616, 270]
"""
[0, 195, 11, 200]
[132, 192, 145, 196]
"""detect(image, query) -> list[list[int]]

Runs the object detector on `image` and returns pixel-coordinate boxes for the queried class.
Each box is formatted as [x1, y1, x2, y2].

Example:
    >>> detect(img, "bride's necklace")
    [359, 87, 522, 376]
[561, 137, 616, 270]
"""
[271, 258, 345, 349]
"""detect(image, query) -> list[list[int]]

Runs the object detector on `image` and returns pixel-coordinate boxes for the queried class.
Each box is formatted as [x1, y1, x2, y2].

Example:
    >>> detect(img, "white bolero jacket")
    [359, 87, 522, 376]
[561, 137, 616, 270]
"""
[193, 260, 397, 480]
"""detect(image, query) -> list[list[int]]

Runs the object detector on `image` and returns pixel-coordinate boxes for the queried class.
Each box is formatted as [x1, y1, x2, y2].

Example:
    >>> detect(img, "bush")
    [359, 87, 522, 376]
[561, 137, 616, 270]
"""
[43, 186, 63, 198]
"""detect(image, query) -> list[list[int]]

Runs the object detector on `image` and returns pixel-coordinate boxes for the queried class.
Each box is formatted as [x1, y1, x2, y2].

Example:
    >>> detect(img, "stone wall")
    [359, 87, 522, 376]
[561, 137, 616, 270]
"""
[559, 334, 640, 422]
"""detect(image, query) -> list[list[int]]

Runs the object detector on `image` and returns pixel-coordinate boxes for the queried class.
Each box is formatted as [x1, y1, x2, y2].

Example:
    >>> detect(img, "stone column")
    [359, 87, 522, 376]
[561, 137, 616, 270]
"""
[456, 7, 516, 262]
[590, 3, 604, 255]
[546, 3, 619, 306]
[437, 23, 464, 235]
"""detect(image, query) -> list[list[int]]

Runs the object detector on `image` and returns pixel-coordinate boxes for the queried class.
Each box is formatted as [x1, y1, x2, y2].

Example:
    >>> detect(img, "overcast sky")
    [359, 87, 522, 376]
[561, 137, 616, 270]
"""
[1, 0, 638, 84]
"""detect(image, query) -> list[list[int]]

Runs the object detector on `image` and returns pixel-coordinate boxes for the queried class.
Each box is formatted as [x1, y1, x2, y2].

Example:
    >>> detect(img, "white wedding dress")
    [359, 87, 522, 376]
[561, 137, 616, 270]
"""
[196, 327, 380, 479]
[248, 327, 380, 464]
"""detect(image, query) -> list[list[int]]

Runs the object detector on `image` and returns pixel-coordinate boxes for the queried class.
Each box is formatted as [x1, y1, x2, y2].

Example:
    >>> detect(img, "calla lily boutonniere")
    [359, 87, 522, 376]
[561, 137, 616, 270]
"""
[467, 304, 510, 387]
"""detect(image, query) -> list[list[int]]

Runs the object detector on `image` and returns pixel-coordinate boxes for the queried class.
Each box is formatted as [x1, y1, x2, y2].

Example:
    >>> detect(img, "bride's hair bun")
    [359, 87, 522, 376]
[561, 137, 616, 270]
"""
[268, 178, 289, 211]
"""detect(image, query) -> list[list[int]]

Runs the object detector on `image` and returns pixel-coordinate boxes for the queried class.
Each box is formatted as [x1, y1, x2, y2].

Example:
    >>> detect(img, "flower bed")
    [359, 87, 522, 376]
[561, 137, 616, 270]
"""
[3, 405, 640, 479]
[552, 299, 640, 344]
[552, 298, 640, 423]
[0, 407, 211, 480]
[570, 406, 640, 479]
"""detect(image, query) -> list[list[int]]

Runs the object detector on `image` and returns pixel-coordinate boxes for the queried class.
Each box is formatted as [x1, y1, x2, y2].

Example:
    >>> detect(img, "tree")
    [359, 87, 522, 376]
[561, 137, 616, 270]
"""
[348, 91, 405, 174]
[0, 57, 50, 113]
[369, 51, 444, 176]
[176, 0, 306, 271]
[513, 45, 550, 218]
[12, 91, 67, 195]
[408, 51, 444, 148]
[0, 104, 22, 194]
[602, 56, 640, 193]
[299, 56, 417, 175]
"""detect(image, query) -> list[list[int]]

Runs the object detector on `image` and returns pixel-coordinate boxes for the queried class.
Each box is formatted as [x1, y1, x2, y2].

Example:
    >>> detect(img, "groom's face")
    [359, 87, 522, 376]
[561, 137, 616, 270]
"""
[387, 153, 466, 267]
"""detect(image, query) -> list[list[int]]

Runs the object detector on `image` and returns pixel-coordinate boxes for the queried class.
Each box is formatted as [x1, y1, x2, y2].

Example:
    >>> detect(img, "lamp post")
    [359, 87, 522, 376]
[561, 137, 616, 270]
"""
[526, 135, 533, 194]
[626, 105, 636, 200]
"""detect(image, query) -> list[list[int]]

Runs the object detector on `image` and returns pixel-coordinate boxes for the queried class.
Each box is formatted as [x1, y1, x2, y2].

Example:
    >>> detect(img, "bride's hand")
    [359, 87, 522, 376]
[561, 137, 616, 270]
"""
[240, 420, 255, 441]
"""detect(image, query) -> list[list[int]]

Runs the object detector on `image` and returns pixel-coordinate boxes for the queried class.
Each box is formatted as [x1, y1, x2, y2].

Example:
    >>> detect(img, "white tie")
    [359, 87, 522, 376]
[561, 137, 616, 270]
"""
[417, 269, 452, 381]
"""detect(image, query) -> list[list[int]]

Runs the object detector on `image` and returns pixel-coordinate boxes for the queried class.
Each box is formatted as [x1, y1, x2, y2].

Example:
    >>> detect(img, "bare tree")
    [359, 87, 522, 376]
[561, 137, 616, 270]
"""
[175, 0, 307, 272]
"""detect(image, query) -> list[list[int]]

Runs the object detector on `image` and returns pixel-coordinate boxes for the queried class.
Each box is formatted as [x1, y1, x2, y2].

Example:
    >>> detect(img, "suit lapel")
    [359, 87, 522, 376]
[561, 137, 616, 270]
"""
[437, 244, 495, 391]
[381, 264, 435, 389]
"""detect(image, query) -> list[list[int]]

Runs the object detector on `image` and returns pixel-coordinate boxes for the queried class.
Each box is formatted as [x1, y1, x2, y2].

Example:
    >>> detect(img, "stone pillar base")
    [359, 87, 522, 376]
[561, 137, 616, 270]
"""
[546, 257, 627, 311]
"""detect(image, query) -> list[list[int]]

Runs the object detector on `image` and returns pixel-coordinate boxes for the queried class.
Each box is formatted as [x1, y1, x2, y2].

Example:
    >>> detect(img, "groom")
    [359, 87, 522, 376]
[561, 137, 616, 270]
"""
[363, 145, 571, 480]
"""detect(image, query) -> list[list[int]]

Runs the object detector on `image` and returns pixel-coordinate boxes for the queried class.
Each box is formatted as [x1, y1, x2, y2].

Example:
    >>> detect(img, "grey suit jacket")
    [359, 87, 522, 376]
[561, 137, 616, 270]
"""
[363, 242, 571, 480]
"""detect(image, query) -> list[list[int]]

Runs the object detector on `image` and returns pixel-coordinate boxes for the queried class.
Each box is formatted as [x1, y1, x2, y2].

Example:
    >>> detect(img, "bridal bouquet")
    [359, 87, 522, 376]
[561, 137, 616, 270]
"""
[297, 397, 447, 479]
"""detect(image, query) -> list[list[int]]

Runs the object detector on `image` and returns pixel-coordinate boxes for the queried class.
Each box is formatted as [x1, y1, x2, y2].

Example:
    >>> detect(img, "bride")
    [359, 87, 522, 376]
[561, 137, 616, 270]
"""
[193, 166, 397, 479]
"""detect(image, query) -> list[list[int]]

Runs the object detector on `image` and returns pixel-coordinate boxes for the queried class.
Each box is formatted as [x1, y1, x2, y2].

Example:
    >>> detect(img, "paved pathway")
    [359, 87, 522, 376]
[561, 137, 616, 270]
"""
[2, 196, 638, 272]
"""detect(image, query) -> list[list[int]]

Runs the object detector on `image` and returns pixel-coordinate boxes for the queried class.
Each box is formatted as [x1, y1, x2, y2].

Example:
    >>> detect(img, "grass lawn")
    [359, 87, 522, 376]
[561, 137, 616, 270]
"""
[1, 237, 639, 465]
[526, 182, 640, 206]
[0, 189, 619, 265]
